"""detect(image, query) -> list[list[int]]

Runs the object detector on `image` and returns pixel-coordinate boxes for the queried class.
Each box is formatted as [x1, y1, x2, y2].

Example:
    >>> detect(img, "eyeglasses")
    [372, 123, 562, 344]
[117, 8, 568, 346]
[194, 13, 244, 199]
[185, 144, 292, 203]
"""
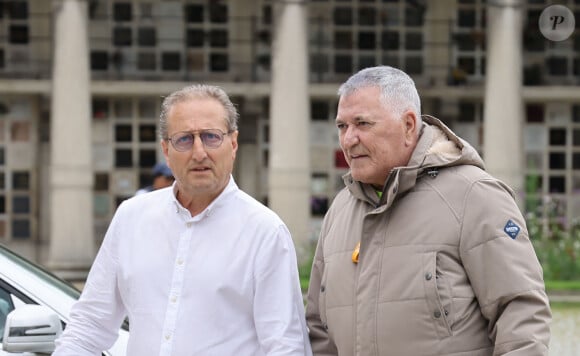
[167, 129, 230, 151]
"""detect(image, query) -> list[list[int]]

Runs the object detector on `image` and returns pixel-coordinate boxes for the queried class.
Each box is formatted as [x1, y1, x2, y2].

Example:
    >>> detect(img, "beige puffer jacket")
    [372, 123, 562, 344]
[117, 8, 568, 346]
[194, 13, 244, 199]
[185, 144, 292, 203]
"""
[306, 116, 551, 356]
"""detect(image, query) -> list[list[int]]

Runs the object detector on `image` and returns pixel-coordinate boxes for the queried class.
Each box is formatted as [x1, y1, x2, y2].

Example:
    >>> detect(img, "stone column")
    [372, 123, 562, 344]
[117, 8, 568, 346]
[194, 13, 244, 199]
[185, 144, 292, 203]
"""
[269, 0, 311, 259]
[424, 0, 453, 86]
[483, 0, 524, 204]
[48, 0, 95, 279]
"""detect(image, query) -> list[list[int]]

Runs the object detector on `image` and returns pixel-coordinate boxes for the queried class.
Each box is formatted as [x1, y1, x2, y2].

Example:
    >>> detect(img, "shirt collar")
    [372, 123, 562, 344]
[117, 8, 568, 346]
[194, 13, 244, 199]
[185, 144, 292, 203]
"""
[171, 175, 238, 219]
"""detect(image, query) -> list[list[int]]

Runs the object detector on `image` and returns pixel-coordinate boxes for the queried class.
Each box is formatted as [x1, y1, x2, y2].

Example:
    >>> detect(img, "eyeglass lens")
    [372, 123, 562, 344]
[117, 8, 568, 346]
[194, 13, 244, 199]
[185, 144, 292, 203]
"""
[171, 130, 225, 151]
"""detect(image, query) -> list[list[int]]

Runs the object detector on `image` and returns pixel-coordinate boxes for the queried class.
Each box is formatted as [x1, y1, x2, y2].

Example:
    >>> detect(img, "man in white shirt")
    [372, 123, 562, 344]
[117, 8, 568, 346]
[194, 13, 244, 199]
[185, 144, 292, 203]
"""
[54, 84, 312, 356]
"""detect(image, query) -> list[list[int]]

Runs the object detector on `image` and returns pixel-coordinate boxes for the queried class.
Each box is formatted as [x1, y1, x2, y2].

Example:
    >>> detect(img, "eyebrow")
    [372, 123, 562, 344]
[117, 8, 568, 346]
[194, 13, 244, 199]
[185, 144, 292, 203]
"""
[335, 116, 372, 124]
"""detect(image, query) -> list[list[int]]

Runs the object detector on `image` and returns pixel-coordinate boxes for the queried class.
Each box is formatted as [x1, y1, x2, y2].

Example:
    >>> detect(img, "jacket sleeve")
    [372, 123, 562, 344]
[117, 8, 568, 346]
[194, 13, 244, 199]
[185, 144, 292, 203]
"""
[305, 229, 338, 356]
[460, 178, 551, 356]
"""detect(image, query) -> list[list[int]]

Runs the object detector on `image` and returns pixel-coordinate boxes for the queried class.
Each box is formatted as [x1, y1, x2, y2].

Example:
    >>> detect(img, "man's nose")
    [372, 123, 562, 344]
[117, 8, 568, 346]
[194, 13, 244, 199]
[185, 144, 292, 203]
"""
[342, 126, 359, 147]
[190, 135, 208, 161]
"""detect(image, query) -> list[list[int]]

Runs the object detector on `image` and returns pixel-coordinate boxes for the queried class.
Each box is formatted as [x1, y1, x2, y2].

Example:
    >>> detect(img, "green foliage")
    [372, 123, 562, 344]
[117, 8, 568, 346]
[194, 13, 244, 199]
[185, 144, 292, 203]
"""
[545, 280, 580, 291]
[531, 227, 580, 281]
[298, 243, 316, 294]
[525, 172, 580, 283]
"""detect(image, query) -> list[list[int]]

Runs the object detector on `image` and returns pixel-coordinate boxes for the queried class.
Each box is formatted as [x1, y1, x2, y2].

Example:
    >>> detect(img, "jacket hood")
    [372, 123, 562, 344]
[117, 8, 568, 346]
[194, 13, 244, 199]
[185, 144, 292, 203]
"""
[343, 115, 485, 207]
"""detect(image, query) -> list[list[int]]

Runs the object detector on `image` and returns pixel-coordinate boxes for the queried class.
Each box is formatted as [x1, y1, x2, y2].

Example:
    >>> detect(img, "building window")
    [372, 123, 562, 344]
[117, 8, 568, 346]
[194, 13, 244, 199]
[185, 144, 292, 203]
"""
[549, 176, 565, 193]
[12, 172, 29, 190]
[209, 4, 227, 23]
[8, 1, 28, 20]
[405, 56, 423, 74]
[405, 32, 422, 50]
[91, 51, 109, 70]
[185, 4, 204, 23]
[549, 153, 566, 169]
[12, 196, 29, 214]
[210, 53, 228, 71]
[334, 55, 352, 73]
[334, 31, 352, 49]
[209, 30, 228, 48]
[139, 149, 156, 168]
[114, 2, 132, 22]
[137, 52, 156, 70]
[113, 27, 132, 46]
[138, 27, 156, 47]
[115, 149, 133, 167]
[139, 124, 156, 142]
[358, 55, 376, 69]
[458, 102, 476, 122]
[162, 52, 181, 71]
[455, 33, 476, 51]
[549, 128, 567, 146]
[358, 7, 376, 25]
[9, 25, 28, 44]
[457, 9, 476, 27]
[381, 31, 399, 50]
[115, 124, 132, 142]
[94, 173, 109, 191]
[458, 57, 476, 74]
[547, 57, 568, 76]
[12, 219, 29, 239]
[311, 100, 329, 121]
[187, 29, 205, 47]
[405, 5, 425, 27]
[358, 32, 376, 50]
[334, 7, 352, 25]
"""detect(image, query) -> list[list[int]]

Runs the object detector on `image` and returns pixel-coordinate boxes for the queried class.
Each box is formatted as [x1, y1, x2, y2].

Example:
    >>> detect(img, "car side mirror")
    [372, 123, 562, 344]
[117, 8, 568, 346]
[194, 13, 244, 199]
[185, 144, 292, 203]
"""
[2, 304, 62, 354]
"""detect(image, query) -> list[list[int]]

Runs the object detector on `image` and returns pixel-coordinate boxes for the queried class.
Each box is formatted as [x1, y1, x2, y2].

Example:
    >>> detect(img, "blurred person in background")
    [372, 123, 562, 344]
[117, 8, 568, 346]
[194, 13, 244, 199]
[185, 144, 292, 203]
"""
[54, 84, 312, 356]
[135, 162, 174, 195]
[306, 66, 551, 356]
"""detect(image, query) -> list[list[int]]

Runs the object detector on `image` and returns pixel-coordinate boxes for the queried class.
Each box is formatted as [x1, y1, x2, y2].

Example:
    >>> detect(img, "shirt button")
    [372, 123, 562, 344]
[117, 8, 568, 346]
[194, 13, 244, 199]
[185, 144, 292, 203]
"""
[177, 259, 184, 265]
[186, 222, 193, 228]
[434, 310, 441, 318]
[320, 285, 325, 292]
[425, 272, 432, 280]
[171, 296, 177, 303]
[165, 334, 171, 340]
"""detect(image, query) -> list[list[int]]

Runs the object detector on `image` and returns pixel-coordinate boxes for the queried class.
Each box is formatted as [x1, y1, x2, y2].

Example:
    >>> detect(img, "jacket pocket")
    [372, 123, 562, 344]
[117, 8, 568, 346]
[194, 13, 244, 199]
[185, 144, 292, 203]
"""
[422, 251, 453, 338]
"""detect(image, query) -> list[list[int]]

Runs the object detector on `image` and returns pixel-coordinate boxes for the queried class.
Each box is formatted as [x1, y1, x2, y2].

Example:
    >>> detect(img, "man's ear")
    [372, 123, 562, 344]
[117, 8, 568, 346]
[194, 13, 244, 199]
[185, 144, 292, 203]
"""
[403, 110, 418, 145]
[161, 139, 169, 160]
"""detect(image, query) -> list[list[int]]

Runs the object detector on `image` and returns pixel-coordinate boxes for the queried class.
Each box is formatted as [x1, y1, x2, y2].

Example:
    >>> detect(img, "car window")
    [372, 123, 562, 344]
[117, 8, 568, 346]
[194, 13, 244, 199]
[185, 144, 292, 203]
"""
[0, 287, 15, 342]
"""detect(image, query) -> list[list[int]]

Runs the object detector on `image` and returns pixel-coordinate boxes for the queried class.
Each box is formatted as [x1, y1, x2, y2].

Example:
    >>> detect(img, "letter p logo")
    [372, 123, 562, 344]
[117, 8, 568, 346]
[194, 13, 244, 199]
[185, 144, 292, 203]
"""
[539, 5, 575, 41]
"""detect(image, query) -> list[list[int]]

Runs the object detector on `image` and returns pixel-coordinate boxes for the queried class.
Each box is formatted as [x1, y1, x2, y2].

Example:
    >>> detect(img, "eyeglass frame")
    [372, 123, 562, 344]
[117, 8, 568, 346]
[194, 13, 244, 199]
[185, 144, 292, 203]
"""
[166, 128, 234, 151]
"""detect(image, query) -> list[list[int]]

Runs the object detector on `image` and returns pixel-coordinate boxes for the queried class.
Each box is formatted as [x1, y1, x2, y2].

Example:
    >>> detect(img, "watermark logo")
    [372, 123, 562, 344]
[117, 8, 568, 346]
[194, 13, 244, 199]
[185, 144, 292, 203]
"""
[539, 5, 575, 41]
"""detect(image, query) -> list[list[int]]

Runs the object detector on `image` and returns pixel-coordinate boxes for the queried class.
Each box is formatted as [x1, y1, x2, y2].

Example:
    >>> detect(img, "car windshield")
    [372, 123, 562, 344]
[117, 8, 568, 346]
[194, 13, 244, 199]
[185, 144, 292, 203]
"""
[0, 244, 80, 300]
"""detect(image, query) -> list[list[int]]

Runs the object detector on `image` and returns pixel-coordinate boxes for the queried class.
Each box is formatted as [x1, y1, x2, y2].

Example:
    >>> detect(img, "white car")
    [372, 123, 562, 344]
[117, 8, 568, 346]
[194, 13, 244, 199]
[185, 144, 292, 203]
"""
[0, 244, 128, 355]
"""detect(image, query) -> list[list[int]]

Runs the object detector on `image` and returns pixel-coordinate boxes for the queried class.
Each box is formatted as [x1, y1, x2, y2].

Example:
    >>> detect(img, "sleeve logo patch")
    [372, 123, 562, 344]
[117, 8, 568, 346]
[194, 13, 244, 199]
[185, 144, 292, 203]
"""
[504, 220, 521, 239]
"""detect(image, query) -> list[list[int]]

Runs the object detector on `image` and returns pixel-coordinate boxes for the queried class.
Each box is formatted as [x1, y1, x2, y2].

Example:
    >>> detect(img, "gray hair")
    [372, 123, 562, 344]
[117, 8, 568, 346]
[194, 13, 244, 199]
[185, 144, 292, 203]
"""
[338, 66, 422, 127]
[159, 84, 239, 140]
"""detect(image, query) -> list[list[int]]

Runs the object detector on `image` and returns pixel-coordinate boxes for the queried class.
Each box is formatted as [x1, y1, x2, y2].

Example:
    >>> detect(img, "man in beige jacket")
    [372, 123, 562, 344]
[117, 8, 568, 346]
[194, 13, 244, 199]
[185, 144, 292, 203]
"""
[306, 66, 551, 355]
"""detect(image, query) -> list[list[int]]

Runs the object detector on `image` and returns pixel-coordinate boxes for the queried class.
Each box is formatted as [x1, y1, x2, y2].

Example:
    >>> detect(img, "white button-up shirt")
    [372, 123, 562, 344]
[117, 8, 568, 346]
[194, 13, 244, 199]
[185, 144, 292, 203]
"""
[54, 177, 312, 356]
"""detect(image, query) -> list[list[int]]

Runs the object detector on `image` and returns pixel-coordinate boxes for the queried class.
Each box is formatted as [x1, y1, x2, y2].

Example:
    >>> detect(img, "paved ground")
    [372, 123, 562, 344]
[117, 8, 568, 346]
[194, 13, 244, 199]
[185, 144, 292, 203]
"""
[548, 291, 580, 303]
